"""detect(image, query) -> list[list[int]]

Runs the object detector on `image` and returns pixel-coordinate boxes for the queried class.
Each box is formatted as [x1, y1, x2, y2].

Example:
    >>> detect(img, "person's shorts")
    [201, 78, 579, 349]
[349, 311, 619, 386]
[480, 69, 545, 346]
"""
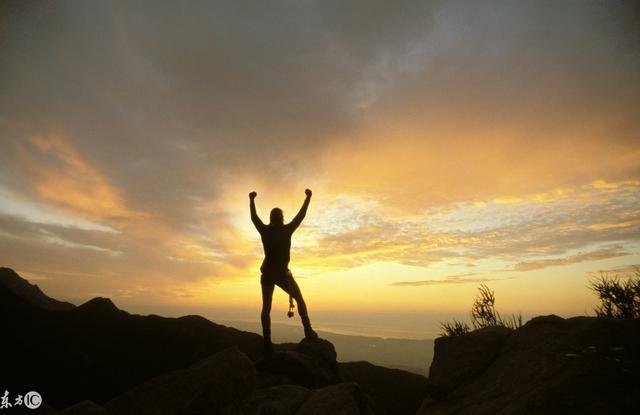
[261, 269, 293, 288]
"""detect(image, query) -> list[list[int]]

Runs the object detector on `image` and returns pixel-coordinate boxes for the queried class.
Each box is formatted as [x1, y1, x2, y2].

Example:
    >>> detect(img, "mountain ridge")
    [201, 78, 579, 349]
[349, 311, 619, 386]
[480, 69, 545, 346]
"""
[5, 266, 636, 414]
[0, 267, 75, 310]
[0, 267, 427, 414]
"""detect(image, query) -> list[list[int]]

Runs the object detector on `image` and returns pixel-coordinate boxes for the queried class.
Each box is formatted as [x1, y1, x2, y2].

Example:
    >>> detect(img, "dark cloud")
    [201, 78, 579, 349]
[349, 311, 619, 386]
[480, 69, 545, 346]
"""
[0, 0, 441, 231]
[370, 2, 640, 133]
[2, 1, 638, 220]
[1, 1, 639, 303]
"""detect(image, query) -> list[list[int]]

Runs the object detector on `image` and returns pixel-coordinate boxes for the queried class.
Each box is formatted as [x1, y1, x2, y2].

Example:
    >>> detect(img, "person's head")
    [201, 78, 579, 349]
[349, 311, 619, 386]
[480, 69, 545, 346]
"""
[270, 208, 284, 226]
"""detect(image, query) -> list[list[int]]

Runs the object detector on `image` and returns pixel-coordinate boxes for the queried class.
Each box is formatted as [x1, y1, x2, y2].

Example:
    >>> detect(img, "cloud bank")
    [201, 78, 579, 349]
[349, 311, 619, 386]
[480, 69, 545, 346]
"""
[1, 1, 639, 305]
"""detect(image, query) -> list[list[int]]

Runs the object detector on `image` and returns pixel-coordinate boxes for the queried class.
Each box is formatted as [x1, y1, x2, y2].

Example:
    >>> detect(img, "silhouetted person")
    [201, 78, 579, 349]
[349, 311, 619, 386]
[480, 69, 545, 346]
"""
[250, 189, 317, 353]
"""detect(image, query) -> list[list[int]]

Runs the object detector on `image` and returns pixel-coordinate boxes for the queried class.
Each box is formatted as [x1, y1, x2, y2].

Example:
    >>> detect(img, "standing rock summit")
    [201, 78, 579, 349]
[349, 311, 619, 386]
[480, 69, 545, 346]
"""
[419, 315, 640, 414]
[60, 339, 375, 415]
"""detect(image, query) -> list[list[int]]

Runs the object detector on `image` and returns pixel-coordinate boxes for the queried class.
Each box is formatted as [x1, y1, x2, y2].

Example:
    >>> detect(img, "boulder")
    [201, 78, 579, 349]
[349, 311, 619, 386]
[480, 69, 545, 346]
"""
[340, 361, 428, 415]
[294, 337, 338, 366]
[222, 384, 311, 415]
[420, 316, 640, 414]
[294, 382, 374, 415]
[256, 338, 342, 388]
[427, 325, 512, 396]
[105, 348, 255, 415]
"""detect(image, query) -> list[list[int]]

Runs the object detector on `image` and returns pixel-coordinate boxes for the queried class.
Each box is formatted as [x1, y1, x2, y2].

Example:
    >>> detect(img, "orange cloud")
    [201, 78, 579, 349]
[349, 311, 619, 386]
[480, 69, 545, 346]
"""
[513, 246, 629, 272]
[18, 135, 141, 223]
[391, 273, 502, 287]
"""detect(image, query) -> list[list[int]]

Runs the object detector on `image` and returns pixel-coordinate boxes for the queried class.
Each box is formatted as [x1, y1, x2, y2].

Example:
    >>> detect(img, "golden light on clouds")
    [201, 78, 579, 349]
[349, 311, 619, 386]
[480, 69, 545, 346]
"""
[18, 135, 140, 223]
[1, 1, 639, 336]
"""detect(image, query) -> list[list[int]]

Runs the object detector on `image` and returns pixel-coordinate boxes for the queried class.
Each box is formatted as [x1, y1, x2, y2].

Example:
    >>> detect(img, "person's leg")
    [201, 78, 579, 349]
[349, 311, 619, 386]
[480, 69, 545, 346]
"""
[261, 282, 275, 353]
[279, 271, 317, 339]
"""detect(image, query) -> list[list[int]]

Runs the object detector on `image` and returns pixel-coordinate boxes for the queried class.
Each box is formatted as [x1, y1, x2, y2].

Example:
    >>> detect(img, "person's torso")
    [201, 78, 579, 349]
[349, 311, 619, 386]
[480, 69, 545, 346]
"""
[260, 225, 293, 271]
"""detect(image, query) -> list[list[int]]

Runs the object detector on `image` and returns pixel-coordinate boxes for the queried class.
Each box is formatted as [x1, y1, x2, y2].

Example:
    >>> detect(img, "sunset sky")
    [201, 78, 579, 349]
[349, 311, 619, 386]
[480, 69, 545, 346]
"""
[1, 1, 639, 338]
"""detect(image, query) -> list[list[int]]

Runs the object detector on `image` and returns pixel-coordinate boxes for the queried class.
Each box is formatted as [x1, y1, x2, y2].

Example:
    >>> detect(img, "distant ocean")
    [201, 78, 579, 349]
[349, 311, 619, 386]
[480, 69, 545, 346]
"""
[124, 303, 472, 340]
[226, 311, 443, 340]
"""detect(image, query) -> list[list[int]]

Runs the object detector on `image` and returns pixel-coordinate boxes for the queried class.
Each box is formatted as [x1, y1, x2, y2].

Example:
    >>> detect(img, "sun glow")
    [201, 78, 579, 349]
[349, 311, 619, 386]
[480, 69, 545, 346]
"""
[2, 1, 639, 338]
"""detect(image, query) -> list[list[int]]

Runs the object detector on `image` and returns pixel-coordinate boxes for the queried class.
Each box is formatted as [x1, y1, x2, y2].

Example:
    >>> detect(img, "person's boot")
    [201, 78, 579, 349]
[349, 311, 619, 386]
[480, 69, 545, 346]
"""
[301, 315, 318, 340]
[263, 328, 273, 354]
[304, 326, 318, 340]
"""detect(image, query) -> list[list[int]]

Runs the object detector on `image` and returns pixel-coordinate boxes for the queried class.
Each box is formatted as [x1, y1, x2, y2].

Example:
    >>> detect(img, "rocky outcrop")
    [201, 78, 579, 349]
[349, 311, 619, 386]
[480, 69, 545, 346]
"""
[55, 340, 373, 415]
[51, 337, 376, 415]
[427, 325, 512, 396]
[1, 267, 263, 409]
[420, 315, 640, 415]
[295, 382, 374, 415]
[105, 348, 255, 415]
[340, 361, 428, 415]
[222, 384, 311, 415]
[237, 338, 374, 414]
[256, 338, 342, 388]
[1, 268, 420, 415]
[224, 382, 374, 415]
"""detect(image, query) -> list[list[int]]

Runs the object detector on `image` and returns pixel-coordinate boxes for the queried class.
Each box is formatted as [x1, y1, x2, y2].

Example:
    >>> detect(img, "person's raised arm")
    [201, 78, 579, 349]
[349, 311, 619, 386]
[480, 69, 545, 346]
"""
[288, 189, 312, 231]
[249, 191, 265, 232]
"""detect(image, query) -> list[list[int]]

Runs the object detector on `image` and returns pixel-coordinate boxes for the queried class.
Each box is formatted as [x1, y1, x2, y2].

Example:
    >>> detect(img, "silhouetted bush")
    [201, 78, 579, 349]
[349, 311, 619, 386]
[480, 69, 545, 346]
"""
[440, 319, 470, 337]
[470, 284, 498, 328]
[440, 284, 522, 336]
[590, 268, 640, 319]
[471, 284, 522, 330]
